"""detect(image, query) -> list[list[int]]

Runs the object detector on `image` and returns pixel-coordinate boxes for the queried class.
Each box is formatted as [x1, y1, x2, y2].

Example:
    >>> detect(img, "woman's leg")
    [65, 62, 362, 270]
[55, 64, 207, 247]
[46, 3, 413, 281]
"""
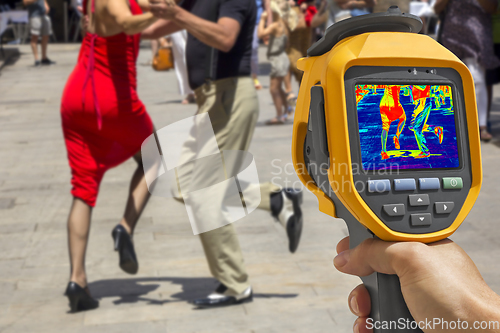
[270, 77, 285, 119]
[279, 79, 288, 114]
[284, 70, 292, 94]
[118, 152, 151, 235]
[67, 197, 92, 287]
[150, 39, 159, 63]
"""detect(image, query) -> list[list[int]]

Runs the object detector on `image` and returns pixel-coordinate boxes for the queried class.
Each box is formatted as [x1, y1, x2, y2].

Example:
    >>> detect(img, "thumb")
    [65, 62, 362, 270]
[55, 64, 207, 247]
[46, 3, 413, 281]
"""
[333, 238, 427, 278]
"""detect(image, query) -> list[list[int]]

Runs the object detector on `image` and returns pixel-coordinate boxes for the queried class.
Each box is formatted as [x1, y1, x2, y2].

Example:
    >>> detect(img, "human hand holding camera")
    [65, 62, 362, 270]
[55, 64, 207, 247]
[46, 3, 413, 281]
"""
[334, 237, 500, 333]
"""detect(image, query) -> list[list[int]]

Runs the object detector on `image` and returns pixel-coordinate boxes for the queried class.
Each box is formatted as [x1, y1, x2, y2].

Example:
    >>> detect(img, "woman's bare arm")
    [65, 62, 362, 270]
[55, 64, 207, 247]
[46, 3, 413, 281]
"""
[257, 12, 277, 39]
[97, 0, 157, 36]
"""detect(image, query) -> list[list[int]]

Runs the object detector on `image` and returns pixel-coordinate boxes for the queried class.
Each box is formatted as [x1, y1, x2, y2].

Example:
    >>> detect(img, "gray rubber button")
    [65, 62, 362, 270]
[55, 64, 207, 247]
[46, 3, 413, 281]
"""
[419, 178, 440, 190]
[435, 202, 454, 214]
[383, 204, 405, 217]
[409, 194, 430, 206]
[411, 213, 432, 226]
[368, 179, 391, 193]
[394, 178, 416, 191]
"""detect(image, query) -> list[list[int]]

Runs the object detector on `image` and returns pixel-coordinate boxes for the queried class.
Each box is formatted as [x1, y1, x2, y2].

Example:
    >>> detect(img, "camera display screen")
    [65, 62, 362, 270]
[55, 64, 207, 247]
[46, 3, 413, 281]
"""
[355, 84, 460, 170]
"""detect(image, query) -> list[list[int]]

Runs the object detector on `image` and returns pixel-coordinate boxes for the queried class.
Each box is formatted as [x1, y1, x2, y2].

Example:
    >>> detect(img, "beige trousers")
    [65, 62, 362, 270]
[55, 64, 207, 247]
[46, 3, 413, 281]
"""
[179, 77, 279, 295]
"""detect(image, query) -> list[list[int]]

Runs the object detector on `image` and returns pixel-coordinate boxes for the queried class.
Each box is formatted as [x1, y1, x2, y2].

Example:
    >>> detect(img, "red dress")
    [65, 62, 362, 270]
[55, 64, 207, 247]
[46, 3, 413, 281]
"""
[60, 0, 153, 207]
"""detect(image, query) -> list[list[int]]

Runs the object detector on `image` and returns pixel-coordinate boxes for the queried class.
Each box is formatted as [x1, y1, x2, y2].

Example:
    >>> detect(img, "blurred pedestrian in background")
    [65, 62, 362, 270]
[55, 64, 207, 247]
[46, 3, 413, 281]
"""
[487, 2, 500, 133]
[334, 0, 375, 17]
[373, 0, 409, 13]
[435, 0, 500, 141]
[60, 0, 158, 312]
[169, 30, 195, 104]
[144, 0, 305, 308]
[145, 38, 160, 65]
[23, 0, 55, 66]
[252, 0, 264, 90]
[286, 0, 322, 86]
[258, 1, 291, 124]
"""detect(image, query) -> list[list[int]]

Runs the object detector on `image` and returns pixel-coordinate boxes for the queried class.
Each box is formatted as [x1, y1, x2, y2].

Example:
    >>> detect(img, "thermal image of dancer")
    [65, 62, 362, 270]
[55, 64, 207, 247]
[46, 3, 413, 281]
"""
[379, 85, 407, 160]
[409, 85, 444, 158]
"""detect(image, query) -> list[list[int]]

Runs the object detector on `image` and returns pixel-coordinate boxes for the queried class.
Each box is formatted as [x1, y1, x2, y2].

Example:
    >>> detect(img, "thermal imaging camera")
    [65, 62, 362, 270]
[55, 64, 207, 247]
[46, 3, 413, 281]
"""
[291, 7, 482, 332]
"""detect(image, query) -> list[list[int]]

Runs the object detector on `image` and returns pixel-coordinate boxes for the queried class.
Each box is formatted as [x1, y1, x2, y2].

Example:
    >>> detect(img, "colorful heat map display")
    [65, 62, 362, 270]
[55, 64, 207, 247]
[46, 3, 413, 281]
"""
[355, 84, 460, 170]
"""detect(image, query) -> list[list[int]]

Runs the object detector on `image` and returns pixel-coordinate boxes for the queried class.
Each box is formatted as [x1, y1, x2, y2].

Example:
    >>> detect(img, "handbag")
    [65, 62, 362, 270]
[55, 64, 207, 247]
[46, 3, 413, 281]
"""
[152, 46, 174, 71]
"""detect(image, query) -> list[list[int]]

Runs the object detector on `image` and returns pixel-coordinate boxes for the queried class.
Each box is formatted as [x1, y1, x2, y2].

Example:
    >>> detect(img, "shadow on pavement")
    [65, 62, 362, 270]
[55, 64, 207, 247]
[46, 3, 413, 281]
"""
[88, 277, 298, 306]
[0, 47, 21, 72]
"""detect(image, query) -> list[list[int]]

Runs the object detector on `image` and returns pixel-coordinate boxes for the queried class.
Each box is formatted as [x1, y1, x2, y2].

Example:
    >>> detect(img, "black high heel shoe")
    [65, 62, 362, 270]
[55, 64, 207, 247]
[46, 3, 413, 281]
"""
[111, 224, 138, 274]
[65, 282, 99, 313]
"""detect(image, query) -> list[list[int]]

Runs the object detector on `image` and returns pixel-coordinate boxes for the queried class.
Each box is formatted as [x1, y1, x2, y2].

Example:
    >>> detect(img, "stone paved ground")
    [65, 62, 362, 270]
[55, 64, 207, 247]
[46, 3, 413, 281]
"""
[0, 43, 499, 333]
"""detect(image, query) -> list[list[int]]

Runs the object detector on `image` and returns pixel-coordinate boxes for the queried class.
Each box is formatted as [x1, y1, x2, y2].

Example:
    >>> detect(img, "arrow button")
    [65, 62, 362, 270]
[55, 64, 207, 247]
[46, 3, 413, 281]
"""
[409, 194, 430, 206]
[435, 202, 455, 214]
[383, 204, 405, 217]
[411, 213, 432, 226]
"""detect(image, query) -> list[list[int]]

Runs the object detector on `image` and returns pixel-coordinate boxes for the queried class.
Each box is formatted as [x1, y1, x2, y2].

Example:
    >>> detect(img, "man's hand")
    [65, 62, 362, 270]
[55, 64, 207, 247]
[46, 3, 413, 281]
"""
[334, 237, 500, 333]
[149, 0, 178, 20]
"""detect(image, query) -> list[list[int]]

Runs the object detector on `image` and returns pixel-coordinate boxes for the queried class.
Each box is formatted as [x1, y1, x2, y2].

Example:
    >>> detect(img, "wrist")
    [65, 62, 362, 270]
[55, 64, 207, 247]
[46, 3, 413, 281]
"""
[466, 291, 500, 332]
[170, 5, 184, 23]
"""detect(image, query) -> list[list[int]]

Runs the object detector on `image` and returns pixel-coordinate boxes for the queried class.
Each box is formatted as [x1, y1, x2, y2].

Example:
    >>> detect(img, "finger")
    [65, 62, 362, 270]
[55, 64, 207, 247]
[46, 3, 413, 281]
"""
[348, 284, 371, 317]
[334, 238, 424, 277]
[354, 317, 373, 333]
[336, 236, 350, 254]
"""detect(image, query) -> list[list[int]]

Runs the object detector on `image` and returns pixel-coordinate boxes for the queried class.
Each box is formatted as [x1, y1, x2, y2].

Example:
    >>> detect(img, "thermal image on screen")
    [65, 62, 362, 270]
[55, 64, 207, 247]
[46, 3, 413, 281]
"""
[356, 84, 460, 170]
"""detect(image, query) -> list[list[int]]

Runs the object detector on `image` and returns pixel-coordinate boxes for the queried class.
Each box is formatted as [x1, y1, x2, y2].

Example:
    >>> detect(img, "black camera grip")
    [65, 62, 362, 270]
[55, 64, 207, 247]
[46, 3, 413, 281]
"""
[343, 212, 423, 333]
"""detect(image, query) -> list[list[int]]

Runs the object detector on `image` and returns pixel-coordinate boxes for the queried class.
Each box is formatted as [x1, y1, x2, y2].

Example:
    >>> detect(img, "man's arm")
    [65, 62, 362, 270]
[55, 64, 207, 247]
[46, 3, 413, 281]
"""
[149, 3, 241, 53]
[23, 0, 36, 6]
[141, 18, 182, 39]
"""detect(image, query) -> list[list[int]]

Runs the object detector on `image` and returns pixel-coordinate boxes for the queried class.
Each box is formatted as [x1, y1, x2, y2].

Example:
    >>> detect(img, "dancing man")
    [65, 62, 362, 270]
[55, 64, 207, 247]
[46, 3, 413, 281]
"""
[409, 85, 444, 159]
[379, 85, 407, 160]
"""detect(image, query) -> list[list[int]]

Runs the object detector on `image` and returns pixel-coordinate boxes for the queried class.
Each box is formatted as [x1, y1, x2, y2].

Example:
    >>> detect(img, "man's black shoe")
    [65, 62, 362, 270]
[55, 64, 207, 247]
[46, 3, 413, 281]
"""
[34, 60, 41, 67]
[192, 283, 252, 308]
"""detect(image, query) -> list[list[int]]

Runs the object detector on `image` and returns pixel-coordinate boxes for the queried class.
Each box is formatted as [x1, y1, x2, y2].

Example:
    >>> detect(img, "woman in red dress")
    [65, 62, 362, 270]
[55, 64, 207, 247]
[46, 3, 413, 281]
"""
[60, 0, 158, 312]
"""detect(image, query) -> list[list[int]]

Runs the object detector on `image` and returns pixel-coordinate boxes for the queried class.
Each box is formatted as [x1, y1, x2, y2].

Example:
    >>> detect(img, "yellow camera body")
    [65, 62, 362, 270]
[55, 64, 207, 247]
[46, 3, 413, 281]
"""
[292, 10, 482, 244]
